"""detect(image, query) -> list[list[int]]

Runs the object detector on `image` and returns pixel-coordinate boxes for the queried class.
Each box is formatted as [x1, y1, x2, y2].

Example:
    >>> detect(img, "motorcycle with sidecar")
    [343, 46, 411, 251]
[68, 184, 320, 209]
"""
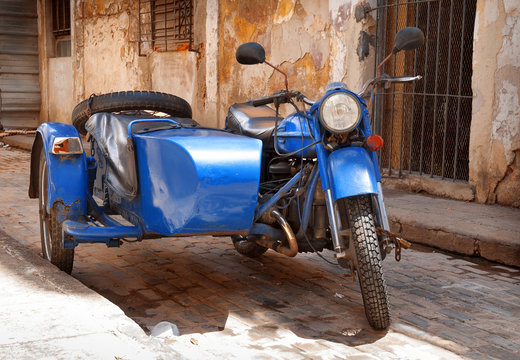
[29, 27, 424, 330]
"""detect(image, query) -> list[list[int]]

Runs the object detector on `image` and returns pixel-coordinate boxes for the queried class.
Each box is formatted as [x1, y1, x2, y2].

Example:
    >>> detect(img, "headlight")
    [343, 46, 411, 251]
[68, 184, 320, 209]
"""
[319, 92, 361, 133]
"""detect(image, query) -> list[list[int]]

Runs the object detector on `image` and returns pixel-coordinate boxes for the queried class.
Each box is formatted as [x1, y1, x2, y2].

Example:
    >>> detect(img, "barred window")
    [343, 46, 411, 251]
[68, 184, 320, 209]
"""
[52, 0, 70, 36]
[52, 0, 71, 57]
[139, 0, 194, 54]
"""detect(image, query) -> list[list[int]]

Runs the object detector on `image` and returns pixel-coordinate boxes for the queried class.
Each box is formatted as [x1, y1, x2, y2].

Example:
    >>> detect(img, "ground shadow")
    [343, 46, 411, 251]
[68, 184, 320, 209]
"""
[71, 237, 388, 346]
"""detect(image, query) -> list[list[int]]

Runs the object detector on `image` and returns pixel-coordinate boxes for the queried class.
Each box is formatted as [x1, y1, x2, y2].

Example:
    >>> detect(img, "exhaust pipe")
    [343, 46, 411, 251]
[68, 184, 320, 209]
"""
[256, 209, 298, 257]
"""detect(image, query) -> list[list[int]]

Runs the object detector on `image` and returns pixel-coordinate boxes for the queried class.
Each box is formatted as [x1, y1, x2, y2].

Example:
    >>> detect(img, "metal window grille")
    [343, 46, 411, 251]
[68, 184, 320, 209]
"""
[52, 0, 70, 36]
[373, 0, 477, 182]
[139, 0, 193, 54]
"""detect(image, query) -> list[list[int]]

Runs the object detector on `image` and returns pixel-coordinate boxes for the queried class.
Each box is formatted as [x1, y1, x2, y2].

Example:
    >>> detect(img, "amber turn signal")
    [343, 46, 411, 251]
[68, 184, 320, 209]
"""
[366, 134, 384, 151]
[51, 137, 83, 155]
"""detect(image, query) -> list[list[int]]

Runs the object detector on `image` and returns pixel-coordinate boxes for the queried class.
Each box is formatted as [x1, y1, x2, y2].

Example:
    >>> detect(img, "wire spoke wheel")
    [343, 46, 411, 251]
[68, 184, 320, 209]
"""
[342, 195, 390, 330]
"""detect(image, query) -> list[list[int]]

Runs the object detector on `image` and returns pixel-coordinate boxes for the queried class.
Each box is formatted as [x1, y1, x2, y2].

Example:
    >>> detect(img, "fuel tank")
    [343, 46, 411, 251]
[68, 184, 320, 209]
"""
[121, 127, 262, 236]
[275, 113, 316, 157]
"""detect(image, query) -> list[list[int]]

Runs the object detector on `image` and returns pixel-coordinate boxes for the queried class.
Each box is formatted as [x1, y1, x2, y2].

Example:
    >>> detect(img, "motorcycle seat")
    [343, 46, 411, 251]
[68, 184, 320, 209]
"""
[225, 102, 280, 150]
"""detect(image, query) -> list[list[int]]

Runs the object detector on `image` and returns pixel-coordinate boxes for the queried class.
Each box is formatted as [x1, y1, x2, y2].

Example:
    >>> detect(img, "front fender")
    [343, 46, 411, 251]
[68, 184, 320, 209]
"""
[29, 123, 88, 219]
[327, 147, 378, 201]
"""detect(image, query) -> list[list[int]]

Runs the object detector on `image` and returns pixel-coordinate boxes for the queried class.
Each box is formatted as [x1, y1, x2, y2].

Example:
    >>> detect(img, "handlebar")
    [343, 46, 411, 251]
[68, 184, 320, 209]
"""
[248, 90, 315, 107]
[358, 74, 422, 98]
[248, 74, 421, 107]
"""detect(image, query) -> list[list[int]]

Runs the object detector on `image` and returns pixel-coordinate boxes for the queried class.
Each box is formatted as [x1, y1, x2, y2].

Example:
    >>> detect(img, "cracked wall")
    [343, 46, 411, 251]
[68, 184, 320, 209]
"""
[217, 0, 376, 127]
[470, 0, 520, 207]
[41, 0, 376, 128]
[41, 0, 208, 124]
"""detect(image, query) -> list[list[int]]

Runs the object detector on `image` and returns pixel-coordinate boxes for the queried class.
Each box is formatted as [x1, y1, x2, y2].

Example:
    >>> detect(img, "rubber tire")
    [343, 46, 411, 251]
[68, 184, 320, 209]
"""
[39, 151, 75, 274]
[343, 195, 390, 330]
[232, 235, 268, 258]
[72, 91, 192, 135]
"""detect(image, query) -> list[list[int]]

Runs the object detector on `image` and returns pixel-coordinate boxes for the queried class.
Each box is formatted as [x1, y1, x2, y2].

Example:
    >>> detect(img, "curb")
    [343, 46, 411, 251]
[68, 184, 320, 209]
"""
[388, 217, 520, 267]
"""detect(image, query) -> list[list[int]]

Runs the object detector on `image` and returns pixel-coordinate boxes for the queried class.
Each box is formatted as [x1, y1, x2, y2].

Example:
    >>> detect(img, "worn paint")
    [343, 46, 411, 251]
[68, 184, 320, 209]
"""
[274, 0, 295, 24]
[470, 0, 520, 206]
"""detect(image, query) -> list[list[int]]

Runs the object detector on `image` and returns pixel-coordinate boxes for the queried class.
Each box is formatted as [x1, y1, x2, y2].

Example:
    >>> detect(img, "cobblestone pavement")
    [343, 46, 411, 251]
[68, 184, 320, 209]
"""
[1, 146, 519, 359]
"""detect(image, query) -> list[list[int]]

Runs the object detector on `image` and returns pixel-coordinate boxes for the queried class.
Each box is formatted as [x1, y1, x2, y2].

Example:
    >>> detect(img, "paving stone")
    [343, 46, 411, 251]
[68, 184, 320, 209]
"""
[399, 315, 431, 329]
[137, 288, 164, 302]
[476, 345, 520, 360]
[439, 308, 474, 322]
[485, 334, 520, 352]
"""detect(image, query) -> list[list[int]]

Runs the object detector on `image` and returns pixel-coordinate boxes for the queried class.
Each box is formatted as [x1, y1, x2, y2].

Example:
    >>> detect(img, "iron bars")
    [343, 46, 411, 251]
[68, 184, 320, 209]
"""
[138, 0, 193, 54]
[373, 0, 476, 182]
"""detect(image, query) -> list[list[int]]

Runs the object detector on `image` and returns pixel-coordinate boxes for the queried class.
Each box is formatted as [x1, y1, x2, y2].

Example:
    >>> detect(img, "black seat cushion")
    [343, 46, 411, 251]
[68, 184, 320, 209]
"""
[225, 103, 280, 150]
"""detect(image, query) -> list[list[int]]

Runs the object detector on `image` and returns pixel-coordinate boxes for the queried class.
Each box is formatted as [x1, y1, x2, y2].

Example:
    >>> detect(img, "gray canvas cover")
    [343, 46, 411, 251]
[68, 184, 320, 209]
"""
[85, 113, 138, 200]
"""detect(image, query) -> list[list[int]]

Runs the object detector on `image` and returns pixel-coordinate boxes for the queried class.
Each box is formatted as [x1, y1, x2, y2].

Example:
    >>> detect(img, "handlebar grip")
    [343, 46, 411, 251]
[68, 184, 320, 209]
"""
[250, 96, 275, 107]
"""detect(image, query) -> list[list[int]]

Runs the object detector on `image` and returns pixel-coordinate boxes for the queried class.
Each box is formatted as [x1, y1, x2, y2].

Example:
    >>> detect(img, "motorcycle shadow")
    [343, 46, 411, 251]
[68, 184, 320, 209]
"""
[73, 236, 388, 346]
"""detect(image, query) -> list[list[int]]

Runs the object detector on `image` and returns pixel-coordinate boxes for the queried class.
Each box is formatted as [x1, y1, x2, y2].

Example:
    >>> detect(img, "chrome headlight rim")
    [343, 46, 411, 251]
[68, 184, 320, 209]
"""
[319, 91, 362, 134]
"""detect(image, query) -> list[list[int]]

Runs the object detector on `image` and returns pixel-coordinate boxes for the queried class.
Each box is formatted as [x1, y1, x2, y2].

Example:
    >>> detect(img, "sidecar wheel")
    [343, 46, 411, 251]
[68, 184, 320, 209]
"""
[343, 195, 390, 330]
[72, 91, 192, 135]
[232, 235, 268, 258]
[38, 151, 75, 274]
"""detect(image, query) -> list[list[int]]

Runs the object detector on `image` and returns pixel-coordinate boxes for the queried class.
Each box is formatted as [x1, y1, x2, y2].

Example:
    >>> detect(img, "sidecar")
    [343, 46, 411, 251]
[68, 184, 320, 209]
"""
[29, 94, 263, 273]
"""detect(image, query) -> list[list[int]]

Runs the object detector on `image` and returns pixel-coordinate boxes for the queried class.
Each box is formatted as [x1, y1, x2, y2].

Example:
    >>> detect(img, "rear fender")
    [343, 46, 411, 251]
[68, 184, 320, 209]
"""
[28, 123, 88, 220]
[327, 147, 378, 201]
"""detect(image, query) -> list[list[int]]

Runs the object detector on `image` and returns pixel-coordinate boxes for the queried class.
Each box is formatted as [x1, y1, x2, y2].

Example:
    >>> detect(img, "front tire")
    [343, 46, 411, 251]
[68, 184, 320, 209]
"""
[38, 151, 74, 274]
[343, 195, 390, 330]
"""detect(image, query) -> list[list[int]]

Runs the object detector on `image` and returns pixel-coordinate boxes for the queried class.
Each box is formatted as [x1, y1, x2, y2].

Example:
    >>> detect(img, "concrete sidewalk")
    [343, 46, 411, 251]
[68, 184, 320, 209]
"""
[0, 228, 183, 360]
[3, 134, 520, 267]
[384, 188, 520, 267]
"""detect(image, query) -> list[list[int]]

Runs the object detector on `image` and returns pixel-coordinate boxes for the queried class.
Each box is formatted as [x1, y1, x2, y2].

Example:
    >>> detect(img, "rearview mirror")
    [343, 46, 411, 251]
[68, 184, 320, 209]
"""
[236, 42, 266, 65]
[392, 27, 425, 53]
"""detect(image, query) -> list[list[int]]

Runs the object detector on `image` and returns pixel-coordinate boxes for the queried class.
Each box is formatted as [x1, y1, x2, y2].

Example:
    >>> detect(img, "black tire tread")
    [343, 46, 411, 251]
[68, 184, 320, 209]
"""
[344, 195, 390, 330]
[39, 151, 74, 274]
[47, 207, 74, 274]
[72, 91, 192, 135]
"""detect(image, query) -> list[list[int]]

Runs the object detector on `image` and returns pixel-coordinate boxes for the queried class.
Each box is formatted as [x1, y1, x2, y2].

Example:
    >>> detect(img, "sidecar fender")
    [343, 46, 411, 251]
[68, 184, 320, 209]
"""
[327, 147, 378, 201]
[29, 123, 88, 219]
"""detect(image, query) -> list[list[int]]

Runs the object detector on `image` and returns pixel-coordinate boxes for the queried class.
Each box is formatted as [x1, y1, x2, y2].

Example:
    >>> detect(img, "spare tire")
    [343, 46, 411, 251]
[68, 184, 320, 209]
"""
[72, 91, 192, 135]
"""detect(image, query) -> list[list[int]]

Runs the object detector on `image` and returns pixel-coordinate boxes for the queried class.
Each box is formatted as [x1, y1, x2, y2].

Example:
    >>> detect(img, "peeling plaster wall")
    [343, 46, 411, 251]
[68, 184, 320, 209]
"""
[38, 0, 74, 124]
[217, 0, 375, 127]
[470, 0, 520, 207]
[73, 0, 146, 101]
[329, 0, 376, 91]
[42, 0, 376, 129]
[47, 58, 74, 124]
[70, 0, 205, 120]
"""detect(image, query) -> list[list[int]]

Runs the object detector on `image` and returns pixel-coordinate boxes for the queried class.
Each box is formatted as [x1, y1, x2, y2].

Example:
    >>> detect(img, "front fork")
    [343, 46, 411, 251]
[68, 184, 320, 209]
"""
[315, 142, 389, 259]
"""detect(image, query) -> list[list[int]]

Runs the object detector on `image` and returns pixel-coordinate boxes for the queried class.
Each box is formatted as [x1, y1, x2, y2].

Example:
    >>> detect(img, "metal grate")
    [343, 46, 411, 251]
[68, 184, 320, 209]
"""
[52, 0, 70, 36]
[373, 0, 476, 181]
[138, 0, 193, 54]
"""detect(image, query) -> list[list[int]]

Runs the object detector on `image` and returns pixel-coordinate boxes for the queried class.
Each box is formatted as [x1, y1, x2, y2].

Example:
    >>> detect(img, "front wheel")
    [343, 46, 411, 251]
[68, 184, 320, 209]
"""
[38, 151, 75, 274]
[342, 195, 390, 330]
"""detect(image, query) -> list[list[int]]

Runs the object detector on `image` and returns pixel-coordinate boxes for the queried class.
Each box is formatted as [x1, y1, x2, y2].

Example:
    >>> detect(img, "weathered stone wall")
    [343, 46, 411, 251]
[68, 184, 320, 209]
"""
[39, 0, 208, 124]
[37, 0, 519, 207]
[216, 0, 376, 127]
[40, 0, 376, 127]
[470, 0, 520, 207]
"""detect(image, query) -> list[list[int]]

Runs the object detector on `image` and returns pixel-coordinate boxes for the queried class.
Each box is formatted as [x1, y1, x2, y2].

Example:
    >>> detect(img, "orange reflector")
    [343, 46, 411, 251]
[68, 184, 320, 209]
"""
[53, 139, 69, 154]
[366, 134, 384, 151]
[52, 137, 83, 155]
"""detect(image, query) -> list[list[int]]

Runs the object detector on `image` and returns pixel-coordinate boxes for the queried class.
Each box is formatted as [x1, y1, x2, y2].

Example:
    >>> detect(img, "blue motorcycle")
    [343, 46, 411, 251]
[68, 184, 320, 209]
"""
[29, 28, 424, 330]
